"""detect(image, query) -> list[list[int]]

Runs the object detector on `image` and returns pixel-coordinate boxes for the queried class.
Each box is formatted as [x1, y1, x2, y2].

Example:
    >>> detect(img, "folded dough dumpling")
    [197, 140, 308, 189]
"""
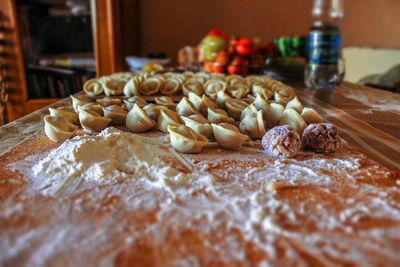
[48, 107, 78, 124]
[274, 85, 295, 105]
[212, 123, 249, 150]
[123, 77, 140, 97]
[181, 114, 213, 140]
[266, 103, 285, 128]
[143, 104, 169, 121]
[252, 94, 270, 118]
[199, 95, 218, 117]
[182, 78, 204, 96]
[216, 90, 232, 109]
[157, 109, 184, 133]
[301, 107, 324, 124]
[102, 79, 125, 96]
[139, 77, 162, 95]
[239, 110, 266, 139]
[160, 78, 181, 95]
[285, 97, 303, 113]
[103, 105, 128, 125]
[226, 75, 245, 86]
[204, 79, 227, 97]
[126, 104, 156, 133]
[168, 125, 208, 154]
[96, 97, 122, 107]
[155, 96, 177, 110]
[240, 104, 258, 121]
[225, 99, 248, 121]
[78, 102, 104, 116]
[83, 79, 104, 96]
[207, 108, 235, 124]
[44, 115, 78, 142]
[279, 108, 307, 134]
[123, 96, 147, 110]
[79, 109, 111, 132]
[252, 83, 273, 100]
[70, 95, 91, 112]
[227, 83, 250, 99]
[188, 92, 202, 110]
[176, 97, 200, 117]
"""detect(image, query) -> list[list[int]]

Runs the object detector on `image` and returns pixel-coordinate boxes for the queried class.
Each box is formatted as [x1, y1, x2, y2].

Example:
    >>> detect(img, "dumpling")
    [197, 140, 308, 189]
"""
[204, 79, 227, 97]
[123, 77, 140, 97]
[96, 97, 122, 107]
[199, 95, 218, 117]
[176, 97, 201, 116]
[139, 77, 162, 95]
[227, 83, 250, 99]
[78, 102, 104, 116]
[252, 83, 273, 100]
[188, 92, 202, 110]
[160, 79, 181, 95]
[239, 110, 266, 139]
[225, 99, 248, 121]
[252, 94, 270, 118]
[70, 95, 91, 112]
[226, 75, 245, 86]
[285, 97, 303, 113]
[103, 105, 128, 125]
[181, 114, 213, 140]
[126, 104, 156, 133]
[167, 125, 208, 154]
[83, 79, 104, 96]
[240, 104, 258, 121]
[301, 107, 324, 124]
[182, 78, 204, 96]
[279, 108, 307, 134]
[44, 115, 78, 142]
[79, 109, 112, 132]
[216, 90, 232, 109]
[207, 108, 235, 124]
[48, 107, 78, 124]
[157, 109, 184, 133]
[102, 79, 125, 96]
[266, 103, 285, 128]
[155, 96, 177, 110]
[123, 96, 148, 110]
[142, 104, 169, 121]
[274, 85, 295, 105]
[212, 123, 249, 150]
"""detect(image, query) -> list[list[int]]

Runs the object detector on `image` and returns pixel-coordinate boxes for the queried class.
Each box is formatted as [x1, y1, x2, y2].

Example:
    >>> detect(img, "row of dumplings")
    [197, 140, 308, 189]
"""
[44, 89, 323, 155]
[83, 71, 297, 104]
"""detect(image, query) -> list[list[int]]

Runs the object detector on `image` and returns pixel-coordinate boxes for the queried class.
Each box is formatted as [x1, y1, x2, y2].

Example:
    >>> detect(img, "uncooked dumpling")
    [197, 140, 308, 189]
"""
[157, 109, 184, 133]
[266, 103, 285, 128]
[143, 104, 169, 121]
[96, 97, 122, 107]
[286, 97, 303, 113]
[182, 78, 204, 96]
[83, 79, 103, 96]
[176, 97, 201, 116]
[78, 102, 104, 116]
[103, 105, 128, 125]
[160, 79, 181, 95]
[155, 96, 177, 110]
[240, 104, 258, 121]
[70, 95, 91, 112]
[226, 75, 245, 86]
[126, 104, 156, 133]
[279, 108, 307, 134]
[252, 94, 270, 119]
[274, 85, 295, 105]
[227, 83, 250, 99]
[204, 79, 227, 97]
[207, 108, 235, 124]
[181, 114, 213, 140]
[48, 107, 78, 124]
[123, 77, 140, 97]
[167, 125, 208, 154]
[212, 123, 249, 150]
[79, 109, 112, 132]
[252, 83, 273, 100]
[239, 110, 266, 139]
[139, 77, 162, 95]
[225, 99, 248, 121]
[123, 96, 147, 110]
[301, 107, 324, 124]
[44, 115, 78, 142]
[199, 94, 218, 117]
[102, 79, 125, 96]
[188, 92, 202, 110]
[216, 90, 232, 109]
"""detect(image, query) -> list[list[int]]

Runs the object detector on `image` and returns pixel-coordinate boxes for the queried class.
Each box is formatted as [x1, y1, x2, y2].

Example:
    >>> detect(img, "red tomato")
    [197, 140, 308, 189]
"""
[212, 63, 226, 74]
[236, 45, 253, 56]
[228, 65, 243, 75]
[208, 28, 229, 41]
[238, 38, 253, 46]
[204, 61, 214, 72]
[215, 51, 230, 65]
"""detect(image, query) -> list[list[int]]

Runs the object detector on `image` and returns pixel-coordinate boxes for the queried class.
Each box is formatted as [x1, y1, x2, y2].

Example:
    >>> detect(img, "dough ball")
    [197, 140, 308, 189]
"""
[302, 123, 341, 153]
[262, 125, 301, 158]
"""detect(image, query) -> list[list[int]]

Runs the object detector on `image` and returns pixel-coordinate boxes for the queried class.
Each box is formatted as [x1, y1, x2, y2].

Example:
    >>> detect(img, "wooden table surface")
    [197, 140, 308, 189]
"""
[0, 82, 399, 266]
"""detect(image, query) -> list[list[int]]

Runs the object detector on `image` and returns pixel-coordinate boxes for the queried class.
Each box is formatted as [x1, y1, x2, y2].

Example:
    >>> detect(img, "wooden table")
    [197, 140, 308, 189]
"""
[0, 82, 399, 266]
